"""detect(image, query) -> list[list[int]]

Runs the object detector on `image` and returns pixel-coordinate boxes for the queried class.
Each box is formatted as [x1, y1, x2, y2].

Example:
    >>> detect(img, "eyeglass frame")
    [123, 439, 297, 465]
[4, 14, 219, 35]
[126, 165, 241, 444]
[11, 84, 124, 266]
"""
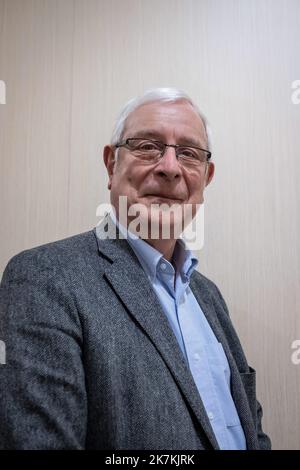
[114, 138, 212, 164]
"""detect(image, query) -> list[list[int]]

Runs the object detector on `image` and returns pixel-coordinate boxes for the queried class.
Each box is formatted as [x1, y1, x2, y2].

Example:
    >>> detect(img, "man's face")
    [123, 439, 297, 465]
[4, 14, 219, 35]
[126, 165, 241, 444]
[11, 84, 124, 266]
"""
[104, 99, 214, 236]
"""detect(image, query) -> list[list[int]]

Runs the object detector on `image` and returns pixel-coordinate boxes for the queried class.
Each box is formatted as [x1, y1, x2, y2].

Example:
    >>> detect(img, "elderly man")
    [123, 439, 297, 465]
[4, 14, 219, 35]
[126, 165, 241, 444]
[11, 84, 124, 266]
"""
[0, 88, 271, 450]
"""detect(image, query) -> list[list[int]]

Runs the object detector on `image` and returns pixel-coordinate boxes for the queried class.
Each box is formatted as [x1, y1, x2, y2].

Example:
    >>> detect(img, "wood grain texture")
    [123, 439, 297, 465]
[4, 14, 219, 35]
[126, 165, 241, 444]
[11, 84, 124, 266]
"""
[0, 0, 299, 449]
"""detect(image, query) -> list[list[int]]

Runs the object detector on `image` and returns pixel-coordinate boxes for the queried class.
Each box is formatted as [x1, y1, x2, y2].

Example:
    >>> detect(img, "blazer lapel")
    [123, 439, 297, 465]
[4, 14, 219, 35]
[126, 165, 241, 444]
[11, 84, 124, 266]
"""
[93, 225, 219, 449]
[189, 275, 259, 450]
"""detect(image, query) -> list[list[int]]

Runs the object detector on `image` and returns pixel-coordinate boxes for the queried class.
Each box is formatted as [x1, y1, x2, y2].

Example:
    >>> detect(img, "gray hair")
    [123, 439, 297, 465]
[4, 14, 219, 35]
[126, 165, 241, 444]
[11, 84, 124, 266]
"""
[110, 87, 212, 152]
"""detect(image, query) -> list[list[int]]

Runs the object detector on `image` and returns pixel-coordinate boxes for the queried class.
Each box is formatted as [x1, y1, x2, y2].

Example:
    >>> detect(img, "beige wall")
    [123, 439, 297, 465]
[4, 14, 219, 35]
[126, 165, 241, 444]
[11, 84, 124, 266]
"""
[1, 0, 300, 449]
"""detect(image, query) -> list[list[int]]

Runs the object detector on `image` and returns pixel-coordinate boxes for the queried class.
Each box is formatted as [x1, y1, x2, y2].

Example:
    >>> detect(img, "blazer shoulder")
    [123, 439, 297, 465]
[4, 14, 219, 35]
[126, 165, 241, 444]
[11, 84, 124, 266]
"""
[192, 269, 223, 296]
[1, 230, 97, 284]
[191, 269, 230, 316]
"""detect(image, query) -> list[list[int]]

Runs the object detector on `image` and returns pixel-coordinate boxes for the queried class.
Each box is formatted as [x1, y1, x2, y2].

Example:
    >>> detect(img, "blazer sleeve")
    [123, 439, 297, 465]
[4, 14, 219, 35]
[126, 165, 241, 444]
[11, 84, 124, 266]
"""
[0, 250, 87, 449]
[213, 281, 272, 450]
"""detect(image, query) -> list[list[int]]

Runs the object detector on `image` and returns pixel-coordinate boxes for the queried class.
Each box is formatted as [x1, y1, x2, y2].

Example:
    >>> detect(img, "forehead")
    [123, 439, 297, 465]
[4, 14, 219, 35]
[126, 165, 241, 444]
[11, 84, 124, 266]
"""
[123, 100, 207, 146]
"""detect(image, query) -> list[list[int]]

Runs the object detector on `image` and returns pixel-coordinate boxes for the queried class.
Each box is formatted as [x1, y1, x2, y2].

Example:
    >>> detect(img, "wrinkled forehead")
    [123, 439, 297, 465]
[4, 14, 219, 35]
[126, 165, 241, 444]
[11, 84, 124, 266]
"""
[122, 100, 207, 146]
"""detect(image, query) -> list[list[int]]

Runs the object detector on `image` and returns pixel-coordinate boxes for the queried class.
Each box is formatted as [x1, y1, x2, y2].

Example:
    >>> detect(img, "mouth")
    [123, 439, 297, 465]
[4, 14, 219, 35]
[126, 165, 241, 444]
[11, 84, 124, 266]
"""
[144, 194, 183, 203]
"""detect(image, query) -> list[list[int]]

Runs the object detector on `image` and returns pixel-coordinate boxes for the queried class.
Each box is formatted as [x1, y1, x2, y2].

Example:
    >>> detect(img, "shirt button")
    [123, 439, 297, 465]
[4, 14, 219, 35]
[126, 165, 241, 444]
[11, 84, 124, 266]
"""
[208, 412, 214, 420]
[160, 263, 167, 271]
[194, 353, 200, 361]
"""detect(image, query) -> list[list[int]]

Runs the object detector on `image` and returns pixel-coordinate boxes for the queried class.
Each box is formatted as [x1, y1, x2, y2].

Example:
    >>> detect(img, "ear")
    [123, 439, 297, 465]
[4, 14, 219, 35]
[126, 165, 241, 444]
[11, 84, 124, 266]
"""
[103, 145, 116, 190]
[204, 161, 215, 187]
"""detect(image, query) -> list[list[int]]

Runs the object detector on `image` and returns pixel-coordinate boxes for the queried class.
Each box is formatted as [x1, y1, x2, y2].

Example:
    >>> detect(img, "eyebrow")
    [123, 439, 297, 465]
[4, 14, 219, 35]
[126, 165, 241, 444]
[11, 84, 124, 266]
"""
[129, 130, 205, 148]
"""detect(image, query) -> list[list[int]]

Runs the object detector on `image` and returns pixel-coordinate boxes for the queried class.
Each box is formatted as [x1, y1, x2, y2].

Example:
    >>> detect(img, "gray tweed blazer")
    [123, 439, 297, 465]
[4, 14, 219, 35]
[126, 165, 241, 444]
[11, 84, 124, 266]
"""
[0, 224, 271, 450]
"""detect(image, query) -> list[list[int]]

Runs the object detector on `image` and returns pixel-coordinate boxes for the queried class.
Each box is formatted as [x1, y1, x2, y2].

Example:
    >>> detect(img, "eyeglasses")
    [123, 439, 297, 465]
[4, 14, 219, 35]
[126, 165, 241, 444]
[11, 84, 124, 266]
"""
[115, 138, 211, 167]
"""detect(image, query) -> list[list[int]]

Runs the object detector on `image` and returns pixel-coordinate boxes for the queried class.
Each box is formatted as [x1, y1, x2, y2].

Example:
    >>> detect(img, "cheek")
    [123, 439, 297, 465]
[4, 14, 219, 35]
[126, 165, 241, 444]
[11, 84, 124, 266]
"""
[188, 175, 205, 196]
[111, 165, 140, 197]
[187, 182, 207, 207]
[112, 163, 130, 184]
[115, 160, 138, 183]
[126, 167, 150, 188]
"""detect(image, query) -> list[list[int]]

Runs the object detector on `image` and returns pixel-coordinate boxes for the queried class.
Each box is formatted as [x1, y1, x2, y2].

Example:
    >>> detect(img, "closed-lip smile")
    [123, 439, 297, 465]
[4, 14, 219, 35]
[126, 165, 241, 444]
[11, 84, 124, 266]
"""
[144, 194, 183, 201]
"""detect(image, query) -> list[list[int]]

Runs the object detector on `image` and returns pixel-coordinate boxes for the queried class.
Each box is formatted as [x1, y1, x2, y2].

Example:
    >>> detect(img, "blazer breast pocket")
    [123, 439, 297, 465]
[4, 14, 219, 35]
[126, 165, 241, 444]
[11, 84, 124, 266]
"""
[239, 367, 257, 423]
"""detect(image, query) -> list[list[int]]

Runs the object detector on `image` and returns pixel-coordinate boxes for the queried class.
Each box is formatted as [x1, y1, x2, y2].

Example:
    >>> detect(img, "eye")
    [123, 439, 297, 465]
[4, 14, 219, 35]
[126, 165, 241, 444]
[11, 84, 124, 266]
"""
[135, 140, 161, 151]
[178, 147, 198, 159]
[140, 143, 157, 150]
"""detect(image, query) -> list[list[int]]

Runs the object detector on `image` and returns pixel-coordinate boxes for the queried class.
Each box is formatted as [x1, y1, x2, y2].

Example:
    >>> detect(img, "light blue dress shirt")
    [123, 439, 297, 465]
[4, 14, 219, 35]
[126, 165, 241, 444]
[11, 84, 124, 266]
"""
[109, 213, 246, 450]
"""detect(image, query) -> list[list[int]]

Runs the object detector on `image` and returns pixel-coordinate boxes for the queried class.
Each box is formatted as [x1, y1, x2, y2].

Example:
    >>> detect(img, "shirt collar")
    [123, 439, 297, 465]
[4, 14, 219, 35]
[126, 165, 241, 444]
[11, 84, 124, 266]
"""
[109, 210, 198, 282]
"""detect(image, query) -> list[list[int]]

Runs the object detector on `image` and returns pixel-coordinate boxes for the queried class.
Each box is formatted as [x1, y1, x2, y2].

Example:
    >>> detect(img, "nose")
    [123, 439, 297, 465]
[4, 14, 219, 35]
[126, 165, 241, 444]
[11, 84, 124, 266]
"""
[153, 145, 182, 181]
